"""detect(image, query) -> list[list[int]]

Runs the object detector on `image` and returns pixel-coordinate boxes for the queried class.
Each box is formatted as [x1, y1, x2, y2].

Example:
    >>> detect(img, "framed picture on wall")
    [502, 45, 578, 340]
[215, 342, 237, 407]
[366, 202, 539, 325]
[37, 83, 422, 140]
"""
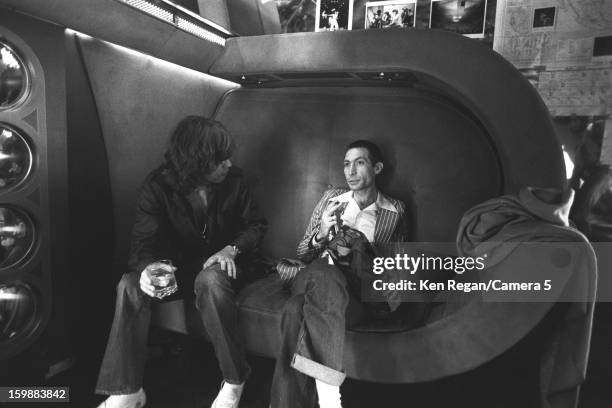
[532, 6, 556, 31]
[315, 0, 354, 32]
[364, 0, 417, 29]
[429, 0, 488, 38]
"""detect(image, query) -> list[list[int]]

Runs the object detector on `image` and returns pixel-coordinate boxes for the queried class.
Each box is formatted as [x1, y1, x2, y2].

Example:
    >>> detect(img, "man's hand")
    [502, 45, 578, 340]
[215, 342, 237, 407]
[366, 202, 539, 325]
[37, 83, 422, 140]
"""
[139, 267, 156, 297]
[316, 200, 342, 242]
[203, 245, 238, 279]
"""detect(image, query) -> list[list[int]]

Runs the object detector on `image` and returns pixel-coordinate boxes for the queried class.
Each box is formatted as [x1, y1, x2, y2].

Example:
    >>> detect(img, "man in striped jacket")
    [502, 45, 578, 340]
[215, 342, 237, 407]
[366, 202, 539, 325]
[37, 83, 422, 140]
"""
[270, 140, 410, 408]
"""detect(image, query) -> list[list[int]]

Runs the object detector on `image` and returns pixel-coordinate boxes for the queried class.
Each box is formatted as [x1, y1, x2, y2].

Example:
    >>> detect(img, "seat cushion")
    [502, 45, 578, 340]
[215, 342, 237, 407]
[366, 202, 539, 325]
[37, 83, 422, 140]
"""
[236, 274, 289, 357]
[180, 273, 289, 357]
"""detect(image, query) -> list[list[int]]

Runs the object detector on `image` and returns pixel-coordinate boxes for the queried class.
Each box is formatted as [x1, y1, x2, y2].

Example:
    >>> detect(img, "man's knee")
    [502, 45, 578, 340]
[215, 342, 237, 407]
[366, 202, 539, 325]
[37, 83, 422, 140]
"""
[194, 264, 232, 297]
[298, 260, 346, 288]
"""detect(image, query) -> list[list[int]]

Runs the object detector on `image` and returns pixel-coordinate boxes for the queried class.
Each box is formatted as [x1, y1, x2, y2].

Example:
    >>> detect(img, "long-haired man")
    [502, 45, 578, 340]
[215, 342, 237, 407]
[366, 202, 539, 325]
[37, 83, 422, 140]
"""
[96, 115, 266, 408]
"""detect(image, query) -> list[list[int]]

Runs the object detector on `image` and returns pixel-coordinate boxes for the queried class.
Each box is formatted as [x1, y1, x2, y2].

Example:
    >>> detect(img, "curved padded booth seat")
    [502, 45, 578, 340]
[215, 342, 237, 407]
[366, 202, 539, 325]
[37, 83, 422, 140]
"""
[147, 29, 593, 396]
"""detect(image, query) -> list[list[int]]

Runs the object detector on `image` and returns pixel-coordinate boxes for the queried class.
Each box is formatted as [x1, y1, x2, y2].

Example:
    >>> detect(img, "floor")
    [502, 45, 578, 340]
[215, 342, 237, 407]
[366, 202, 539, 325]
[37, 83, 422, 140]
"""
[5, 310, 612, 408]
[33, 325, 609, 408]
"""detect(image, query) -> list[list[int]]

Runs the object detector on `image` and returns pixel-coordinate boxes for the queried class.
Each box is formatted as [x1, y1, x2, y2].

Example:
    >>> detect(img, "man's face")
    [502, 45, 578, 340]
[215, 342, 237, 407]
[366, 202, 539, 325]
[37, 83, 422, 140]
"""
[343, 147, 382, 191]
[205, 158, 232, 183]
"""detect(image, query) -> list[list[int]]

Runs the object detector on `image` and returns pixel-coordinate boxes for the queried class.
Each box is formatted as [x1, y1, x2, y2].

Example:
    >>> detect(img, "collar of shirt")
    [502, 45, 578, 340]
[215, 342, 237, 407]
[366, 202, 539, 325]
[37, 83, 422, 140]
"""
[334, 190, 398, 213]
[333, 190, 397, 242]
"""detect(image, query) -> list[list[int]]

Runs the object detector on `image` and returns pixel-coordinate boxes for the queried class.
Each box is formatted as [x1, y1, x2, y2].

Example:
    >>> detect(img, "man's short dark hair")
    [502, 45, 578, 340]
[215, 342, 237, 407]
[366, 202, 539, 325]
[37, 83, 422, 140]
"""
[346, 140, 383, 166]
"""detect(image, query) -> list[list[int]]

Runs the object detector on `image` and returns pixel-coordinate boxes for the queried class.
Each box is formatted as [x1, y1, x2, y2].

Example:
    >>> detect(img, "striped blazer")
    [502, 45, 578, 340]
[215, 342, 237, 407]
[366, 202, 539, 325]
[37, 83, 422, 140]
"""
[296, 187, 409, 263]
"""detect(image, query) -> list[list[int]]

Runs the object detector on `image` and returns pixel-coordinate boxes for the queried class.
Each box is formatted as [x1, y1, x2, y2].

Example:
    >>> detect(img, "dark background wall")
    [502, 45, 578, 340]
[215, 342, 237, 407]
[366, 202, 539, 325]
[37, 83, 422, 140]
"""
[215, 87, 501, 257]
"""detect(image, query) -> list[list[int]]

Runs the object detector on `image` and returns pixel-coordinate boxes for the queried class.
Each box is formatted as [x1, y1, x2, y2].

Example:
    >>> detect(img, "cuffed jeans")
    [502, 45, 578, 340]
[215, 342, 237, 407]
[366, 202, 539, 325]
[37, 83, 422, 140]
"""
[95, 264, 250, 395]
[270, 258, 365, 408]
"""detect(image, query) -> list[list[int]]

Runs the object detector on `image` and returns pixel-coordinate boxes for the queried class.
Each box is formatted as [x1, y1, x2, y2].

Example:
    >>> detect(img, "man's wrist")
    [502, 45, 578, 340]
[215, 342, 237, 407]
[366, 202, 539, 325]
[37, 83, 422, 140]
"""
[229, 244, 241, 258]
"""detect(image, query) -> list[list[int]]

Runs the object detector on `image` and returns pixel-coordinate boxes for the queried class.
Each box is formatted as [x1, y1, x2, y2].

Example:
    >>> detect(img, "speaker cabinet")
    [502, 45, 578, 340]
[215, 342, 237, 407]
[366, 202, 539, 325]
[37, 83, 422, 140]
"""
[0, 12, 72, 383]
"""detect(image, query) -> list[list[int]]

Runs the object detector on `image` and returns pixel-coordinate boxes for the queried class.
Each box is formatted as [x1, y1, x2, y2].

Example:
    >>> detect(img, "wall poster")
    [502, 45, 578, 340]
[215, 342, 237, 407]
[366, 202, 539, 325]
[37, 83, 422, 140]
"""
[364, 0, 417, 29]
[429, 0, 488, 38]
[316, 0, 355, 31]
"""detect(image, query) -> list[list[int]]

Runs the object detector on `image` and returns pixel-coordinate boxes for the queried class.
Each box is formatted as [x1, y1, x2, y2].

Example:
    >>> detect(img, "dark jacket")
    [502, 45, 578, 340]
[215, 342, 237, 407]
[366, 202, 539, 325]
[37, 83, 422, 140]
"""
[127, 165, 267, 278]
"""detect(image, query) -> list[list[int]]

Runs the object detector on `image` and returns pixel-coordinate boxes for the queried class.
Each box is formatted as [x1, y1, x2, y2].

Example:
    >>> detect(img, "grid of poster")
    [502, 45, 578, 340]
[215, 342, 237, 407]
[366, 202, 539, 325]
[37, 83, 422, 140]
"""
[277, 0, 488, 37]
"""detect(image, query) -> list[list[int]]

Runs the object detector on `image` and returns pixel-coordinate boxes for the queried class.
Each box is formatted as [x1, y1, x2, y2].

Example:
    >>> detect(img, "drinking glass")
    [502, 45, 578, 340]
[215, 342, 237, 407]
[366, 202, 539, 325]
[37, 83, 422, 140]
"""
[146, 259, 177, 299]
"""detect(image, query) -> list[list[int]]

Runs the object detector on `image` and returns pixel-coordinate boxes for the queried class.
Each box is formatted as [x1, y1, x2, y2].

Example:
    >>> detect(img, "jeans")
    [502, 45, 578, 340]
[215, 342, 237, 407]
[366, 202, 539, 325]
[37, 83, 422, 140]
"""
[95, 264, 250, 395]
[270, 258, 365, 408]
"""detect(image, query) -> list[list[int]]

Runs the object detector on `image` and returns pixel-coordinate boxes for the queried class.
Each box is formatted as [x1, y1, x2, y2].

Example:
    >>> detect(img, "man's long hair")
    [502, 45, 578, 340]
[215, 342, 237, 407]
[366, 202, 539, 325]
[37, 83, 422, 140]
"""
[163, 116, 235, 191]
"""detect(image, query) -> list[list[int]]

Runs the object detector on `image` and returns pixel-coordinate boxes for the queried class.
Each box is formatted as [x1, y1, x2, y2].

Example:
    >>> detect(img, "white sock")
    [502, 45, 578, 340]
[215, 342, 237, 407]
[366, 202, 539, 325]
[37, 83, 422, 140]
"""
[315, 379, 342, 408]
[99, 389, 145, 408]
[224, 382, 244, 392]
[220, 381, 244, 399]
